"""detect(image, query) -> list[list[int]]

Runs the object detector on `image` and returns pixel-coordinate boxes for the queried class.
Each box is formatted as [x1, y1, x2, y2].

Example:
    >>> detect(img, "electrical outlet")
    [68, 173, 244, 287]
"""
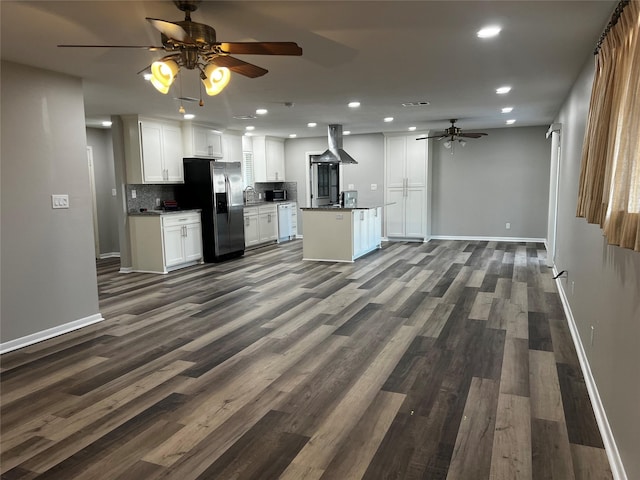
[51, 194, 69, 209]
[505, 222, 511, 230]
[371, 183, 377, 191]
[131, 189, 137, 199]
[348, 184, 355, 190]
[155, 198, 161, 207]
[111, 188, 117, 197]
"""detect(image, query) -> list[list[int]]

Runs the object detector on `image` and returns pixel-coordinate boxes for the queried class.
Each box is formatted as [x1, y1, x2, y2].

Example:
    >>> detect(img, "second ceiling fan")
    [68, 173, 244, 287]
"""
[417, 119, 488, 146]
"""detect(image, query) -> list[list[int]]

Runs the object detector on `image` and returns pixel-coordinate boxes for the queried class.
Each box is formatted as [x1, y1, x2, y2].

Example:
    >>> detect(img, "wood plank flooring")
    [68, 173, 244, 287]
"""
[1, 240, 612, 479]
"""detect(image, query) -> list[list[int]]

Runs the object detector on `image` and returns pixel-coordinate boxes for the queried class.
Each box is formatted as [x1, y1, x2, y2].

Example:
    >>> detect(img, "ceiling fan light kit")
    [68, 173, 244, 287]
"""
[202, 64, 231, 96]
[150, 59, 179, 94]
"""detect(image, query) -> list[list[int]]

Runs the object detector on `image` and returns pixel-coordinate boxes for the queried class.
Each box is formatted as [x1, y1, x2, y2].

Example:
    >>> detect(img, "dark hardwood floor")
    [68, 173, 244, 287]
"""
[1, 240, 612, 479]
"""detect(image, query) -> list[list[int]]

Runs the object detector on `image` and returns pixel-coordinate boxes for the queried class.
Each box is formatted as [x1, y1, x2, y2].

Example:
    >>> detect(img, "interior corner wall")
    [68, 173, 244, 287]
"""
[431, 126, 550, 239]
[553, 56, 640, 480]
[0, 61, 100, 344]
[86, 128, 120, 256]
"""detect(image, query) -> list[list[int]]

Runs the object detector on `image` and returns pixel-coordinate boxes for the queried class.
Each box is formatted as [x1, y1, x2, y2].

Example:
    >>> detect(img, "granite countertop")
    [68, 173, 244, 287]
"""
[244, 200, 296, 207]
[128, 209, 202, 216]
[300, 204, 388, 211]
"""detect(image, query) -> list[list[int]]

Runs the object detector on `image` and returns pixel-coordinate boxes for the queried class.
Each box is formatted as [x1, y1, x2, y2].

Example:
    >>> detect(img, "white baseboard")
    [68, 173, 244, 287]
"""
[0, 313, 105, 355]
[119, 267, 133, 274]
[429, 235, 546, 243]
[552, 266, 628, 480]
[99, 252, 120, 259]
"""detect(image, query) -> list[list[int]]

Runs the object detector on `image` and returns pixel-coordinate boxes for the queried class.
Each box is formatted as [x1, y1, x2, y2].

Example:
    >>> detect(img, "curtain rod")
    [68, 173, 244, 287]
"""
[594, 0, 631, 55]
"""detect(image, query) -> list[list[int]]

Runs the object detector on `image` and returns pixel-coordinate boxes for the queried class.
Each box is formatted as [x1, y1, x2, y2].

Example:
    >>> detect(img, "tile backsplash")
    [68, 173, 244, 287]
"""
[254, 181, 298, 202]
[126, 184, 177, 212]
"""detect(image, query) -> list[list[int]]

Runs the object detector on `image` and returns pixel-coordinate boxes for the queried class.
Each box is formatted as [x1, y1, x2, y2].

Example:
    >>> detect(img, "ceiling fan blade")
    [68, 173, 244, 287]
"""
[58, 45, 164, 51]
[146, 18, 194, 43]
[459, 132, 488, 138]
[217, 42, 303, 56]
[209, 56, 268, 78]
[416, 134, 446, 140]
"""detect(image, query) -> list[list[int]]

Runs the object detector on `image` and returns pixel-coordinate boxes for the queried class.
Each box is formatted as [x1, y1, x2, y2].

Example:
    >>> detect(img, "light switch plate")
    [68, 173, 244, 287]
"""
[348, 184, 355, 190]
[52, 194, 69, 209]
[111, 188, 117, 197]
[371, 183, 377, 190]
[131, 189, 137, 199]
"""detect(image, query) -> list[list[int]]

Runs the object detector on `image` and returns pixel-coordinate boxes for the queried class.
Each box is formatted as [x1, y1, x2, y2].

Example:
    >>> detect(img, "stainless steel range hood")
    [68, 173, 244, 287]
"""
[313, 124, 357, 164]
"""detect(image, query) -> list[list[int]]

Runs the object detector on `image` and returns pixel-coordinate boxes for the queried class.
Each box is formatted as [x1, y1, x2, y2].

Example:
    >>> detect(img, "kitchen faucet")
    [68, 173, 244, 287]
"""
[243, 186, 257, 203]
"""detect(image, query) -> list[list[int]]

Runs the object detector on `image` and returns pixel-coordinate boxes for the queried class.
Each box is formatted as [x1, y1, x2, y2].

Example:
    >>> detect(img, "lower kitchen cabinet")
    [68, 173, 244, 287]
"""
[129, 211, 203, 273]
[244, 204, 278, 248]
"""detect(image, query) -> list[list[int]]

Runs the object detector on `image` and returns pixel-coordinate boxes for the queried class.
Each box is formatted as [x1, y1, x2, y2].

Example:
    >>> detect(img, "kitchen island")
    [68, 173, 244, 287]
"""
[301, 206, 382, 262]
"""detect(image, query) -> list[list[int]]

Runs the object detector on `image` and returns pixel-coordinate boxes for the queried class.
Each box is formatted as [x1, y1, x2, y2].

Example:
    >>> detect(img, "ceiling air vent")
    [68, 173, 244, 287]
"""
[402, 101, 430, 107]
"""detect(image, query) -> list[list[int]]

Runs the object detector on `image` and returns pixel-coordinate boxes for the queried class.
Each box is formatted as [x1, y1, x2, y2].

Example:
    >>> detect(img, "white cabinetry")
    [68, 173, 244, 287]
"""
[223, 131, 243, 163]
[244, 204, 278, 248]
[129, 212, 203, 273]
[123, 116, 184, 184]
[352, 207, 382, 259]
[384, 134, 429, 240]
[182, 122, 223, 158]
[253, 136, 285, 181]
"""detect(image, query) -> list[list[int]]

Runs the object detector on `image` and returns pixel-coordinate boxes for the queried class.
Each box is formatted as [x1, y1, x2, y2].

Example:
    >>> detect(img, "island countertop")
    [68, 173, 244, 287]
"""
[300, 203, 391, 211]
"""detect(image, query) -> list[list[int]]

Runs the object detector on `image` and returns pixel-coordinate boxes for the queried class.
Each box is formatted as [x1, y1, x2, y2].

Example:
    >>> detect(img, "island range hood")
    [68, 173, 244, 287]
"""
[313, 124, 358, 165]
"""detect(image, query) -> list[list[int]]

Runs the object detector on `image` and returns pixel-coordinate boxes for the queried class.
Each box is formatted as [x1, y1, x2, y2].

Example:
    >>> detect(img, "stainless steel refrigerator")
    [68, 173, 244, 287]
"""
[179, 159, 245, 261]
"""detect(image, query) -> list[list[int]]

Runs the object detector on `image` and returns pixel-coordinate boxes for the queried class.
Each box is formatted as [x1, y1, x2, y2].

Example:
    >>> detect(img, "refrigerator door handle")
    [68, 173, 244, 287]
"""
[225, 174, 232, 225]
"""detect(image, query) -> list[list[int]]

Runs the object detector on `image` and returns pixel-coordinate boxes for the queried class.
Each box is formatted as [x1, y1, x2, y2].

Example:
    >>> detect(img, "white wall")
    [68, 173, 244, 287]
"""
[1, 61, 101, 345]
[431, 126, 550, 239]
[86, 128, 120, 256]
[553, 57, 640, 480]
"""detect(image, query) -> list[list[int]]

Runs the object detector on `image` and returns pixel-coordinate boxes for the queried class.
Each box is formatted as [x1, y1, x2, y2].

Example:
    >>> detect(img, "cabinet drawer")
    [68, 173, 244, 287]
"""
[162, 213, 200, 228]
[258, 205, 277, 215]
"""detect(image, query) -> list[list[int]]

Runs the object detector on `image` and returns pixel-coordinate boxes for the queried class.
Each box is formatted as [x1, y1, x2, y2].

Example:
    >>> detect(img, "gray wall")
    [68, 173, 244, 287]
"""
[284, 133, 385, 234]
[1, 61, 100, 344]
[431, 126, 550, 238]
[86, 128, 120, 256]
[553, 57, 640, 479]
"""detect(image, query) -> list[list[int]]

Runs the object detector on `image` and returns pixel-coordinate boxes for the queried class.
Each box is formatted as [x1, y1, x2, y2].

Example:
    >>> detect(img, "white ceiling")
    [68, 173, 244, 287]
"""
[1, 1, 615, 138]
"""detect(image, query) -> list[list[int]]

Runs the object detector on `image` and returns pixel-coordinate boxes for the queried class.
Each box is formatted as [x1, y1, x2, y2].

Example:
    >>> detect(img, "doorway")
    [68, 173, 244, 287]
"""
[87, 146, 100, 258]
[306, 152, 343, 207]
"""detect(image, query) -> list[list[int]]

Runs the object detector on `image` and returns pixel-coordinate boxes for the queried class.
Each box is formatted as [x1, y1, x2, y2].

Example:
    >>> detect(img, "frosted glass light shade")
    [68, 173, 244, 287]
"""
[150, 60, 179, 94]
[202, 65, 231, 96]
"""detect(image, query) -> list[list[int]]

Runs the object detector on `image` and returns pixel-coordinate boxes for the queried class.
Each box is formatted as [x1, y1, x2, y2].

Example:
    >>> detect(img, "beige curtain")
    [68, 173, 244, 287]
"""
[577, 0, 640, 252]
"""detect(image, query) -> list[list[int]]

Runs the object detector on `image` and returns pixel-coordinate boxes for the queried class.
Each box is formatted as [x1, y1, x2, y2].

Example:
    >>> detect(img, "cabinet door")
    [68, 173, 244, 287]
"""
[162, 124, 184, 182]
[244, 214, 260, 247]
[385, 136, 407, 188]
[386, 188, 406, 237]
[184, 222, 203, 262]
[259, 211, 278, 242]
[140, 122, 165, 183]
[265, 138, 285, 181]
[163, 224, 185, 267]
[406, 138, 427, 187]
[405, 187, 426, 238]
[206, 130, 223, 158]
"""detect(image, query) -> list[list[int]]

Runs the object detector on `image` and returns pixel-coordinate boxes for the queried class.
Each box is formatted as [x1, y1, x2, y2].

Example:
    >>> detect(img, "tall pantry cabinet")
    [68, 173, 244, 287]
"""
[384, 133, 430, 240]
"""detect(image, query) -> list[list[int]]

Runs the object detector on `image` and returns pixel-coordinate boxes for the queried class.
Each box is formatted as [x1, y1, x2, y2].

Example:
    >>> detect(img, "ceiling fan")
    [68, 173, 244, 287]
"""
[59, 0, 302, 97]
[417, 119, 488, 146]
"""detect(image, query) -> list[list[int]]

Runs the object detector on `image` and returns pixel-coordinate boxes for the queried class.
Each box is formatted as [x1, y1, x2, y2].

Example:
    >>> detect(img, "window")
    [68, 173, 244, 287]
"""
[242, 151, 254, 188]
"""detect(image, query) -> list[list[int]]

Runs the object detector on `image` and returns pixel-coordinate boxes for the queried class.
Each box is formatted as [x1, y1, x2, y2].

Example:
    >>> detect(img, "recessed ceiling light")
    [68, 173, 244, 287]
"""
[183, 114, 195, 120]
[501, 107, 514, 113]
[245, 125, 255, 131]
[101, 121, 112, 127]
[496, 86, 511, 94]
[384, 117, 394, 122]
[348, 101, 360, 108]
[289, 134, 297, 138]
[307, 122, 317, 127]
[256, 108, 268, 115]
[477, 26, 501, 38]
[506, 119, 516, 125]
[408, 126, 417, 131]
[343, 130, 352, 135]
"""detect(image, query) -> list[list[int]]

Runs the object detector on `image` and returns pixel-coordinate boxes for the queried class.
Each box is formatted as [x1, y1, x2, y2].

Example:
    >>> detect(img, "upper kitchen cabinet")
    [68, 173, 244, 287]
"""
[253, 136, 285, 182]
[222, 131, 243, 163]
[384, 133, 430, 240]
[123, 115, 184, 184]
[182, 122, 223, 158]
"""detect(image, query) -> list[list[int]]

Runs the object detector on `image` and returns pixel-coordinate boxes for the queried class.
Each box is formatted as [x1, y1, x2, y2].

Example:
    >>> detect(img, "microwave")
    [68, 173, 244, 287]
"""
[265, 189, 286, 201]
